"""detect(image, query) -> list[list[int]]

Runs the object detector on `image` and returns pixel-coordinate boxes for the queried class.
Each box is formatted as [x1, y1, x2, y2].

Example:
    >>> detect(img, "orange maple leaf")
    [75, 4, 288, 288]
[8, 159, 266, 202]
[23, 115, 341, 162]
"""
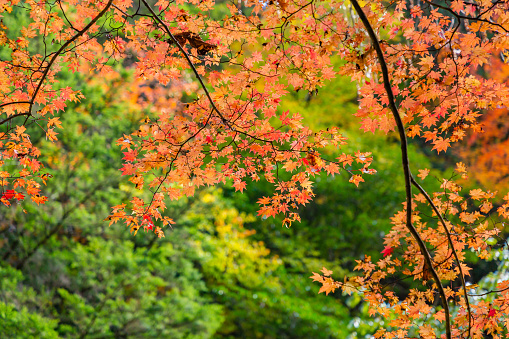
[431, 137, 450, 154]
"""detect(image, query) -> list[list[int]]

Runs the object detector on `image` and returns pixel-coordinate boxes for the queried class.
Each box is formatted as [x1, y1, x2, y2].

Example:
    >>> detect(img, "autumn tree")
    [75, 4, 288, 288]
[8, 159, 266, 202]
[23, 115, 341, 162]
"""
[2, 0, 509, 337]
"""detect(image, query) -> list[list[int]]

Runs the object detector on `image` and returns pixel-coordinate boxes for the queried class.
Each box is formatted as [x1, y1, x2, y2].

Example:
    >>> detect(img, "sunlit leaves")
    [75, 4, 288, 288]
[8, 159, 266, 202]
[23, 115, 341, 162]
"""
[312, 164, 509, 337]
[3, 0, 509, 336]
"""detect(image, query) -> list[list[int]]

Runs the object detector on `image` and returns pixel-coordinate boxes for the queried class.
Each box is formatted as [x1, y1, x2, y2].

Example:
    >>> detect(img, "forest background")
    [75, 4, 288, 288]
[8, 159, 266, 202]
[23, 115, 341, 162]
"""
[1, 0, 509, 338]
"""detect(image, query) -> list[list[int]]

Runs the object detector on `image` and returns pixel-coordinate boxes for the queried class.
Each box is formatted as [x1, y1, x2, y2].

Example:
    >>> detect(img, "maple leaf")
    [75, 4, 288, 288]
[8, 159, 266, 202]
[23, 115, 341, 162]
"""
[15, 125, 26, 135]
[321, 267, 333, 276]
[349, 174, 364, 187]
[31, 195, 48, 205]
[120, 163, 136, 176]
[469, 189, 486, 200]
[257, 196, 271, 205]
[283, 160, 298, 172]
[433, 310, 445, 323]
[170, 32, 216, 56]
[381, 246, 394, 257]
[232, 179, 247, 192]
[309, 272, 323, 283]
[318, 278, 337, 295]
[2, 190, 15, 200]
[46, 129, 58, 141]
[455, 162, 467, 173]
[300, 178, 313, 190]
[342, 283, 356, 296]
[431, 137, 450, 154]
[324, 163, 340, 176]
[407, 125, 421, 138]
[123, 150, 138, 162]
[417, 168, 430, 180]
[47, 117, 63, 129]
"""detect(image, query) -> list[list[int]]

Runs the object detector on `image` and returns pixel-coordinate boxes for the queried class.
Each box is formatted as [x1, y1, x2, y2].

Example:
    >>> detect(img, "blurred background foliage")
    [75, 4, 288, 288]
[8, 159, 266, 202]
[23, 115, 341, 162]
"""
[1, 2, 508, 338]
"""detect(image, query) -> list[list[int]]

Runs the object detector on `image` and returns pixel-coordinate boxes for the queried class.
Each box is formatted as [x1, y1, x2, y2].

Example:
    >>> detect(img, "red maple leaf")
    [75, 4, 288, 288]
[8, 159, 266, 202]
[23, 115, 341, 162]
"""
[2, 190, 15, 200]
[142, 214, 154, 231]
[122, 150, 138, 162]
[381, 246, 394, 257]
[120, 163, 136, 176]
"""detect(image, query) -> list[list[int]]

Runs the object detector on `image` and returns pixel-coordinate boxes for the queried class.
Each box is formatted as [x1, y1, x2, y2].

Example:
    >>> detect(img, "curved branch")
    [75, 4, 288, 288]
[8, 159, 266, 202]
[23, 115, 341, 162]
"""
[140, 0, 230, 125]
[349, 1, 452, 338]
[411, 176, 472, 337]
[0, 100, 31, 108]
[422, 0, 508, 33]
[0, 112, 30, 126]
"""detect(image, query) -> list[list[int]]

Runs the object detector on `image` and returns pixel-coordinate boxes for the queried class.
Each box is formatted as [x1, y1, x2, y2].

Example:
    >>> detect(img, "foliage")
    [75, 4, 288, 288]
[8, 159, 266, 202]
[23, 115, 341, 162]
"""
[0, 301, 59, 338]
[457, 55, 509, 194]
[2, 0, 509, 338]
[0, 68, 382, 338]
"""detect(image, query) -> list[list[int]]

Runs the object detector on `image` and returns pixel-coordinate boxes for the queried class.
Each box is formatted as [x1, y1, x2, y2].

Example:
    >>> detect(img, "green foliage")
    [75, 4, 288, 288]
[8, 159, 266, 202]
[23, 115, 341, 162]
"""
[0, 266, 59, 339]
[0, 300, 60, 339]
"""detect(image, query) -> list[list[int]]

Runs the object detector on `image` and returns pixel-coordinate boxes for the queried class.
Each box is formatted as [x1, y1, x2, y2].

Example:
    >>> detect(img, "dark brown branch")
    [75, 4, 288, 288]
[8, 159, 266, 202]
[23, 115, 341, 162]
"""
[0, 112, 30, 126]
[422, 0, 508, 33]
[468, 285, 509, 297]
[411, 176, 472, 337]
[349, 1, 452, 338]
[140, 0, 230, 125]
[0, 100, 31, 108]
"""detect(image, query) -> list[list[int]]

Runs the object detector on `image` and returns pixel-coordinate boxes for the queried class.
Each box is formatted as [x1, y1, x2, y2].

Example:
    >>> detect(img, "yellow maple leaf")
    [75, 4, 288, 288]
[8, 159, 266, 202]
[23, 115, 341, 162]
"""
[455, 162, 467, 173]
[309, 272, 323, 283]
[349, 174, 364, 187]
[418, 168, 430, 180]
[321, 266, 333, 276]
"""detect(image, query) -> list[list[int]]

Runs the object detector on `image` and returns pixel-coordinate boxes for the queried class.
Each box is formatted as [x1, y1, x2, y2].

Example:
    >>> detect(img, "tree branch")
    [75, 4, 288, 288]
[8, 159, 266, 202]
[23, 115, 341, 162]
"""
[422, 0, 508, 33]
[411, 176, 472, 337]
[140, 0, 231, 125]
[0, 112, 30, 126]
[349, 1, 452, 338]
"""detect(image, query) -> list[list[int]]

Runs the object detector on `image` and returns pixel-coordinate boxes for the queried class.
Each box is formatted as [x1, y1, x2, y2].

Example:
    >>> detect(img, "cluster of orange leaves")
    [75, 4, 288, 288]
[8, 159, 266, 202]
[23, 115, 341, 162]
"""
[105, 0, 380, 234]
[312, 163, 509, 338]
[458, 55, 509, 193]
